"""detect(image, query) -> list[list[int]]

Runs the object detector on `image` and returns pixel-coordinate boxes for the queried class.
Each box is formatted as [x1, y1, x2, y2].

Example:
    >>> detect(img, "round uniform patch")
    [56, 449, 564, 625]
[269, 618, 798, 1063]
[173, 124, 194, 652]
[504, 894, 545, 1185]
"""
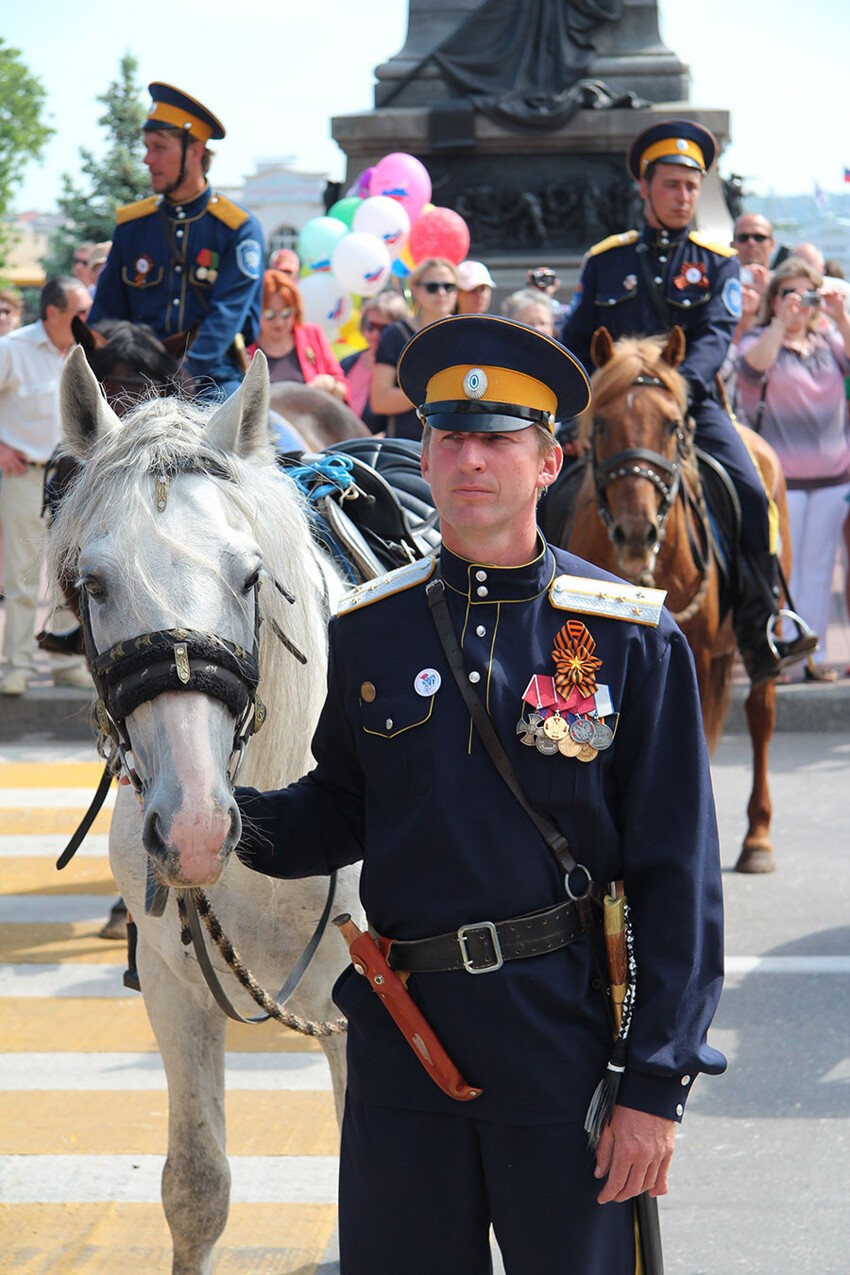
[722, 277, 743, 319]
[463, 367, 488, 399]
[676, 138, 688, 151]
[414, 667, 441, 697]
[237, 238, 263, 280]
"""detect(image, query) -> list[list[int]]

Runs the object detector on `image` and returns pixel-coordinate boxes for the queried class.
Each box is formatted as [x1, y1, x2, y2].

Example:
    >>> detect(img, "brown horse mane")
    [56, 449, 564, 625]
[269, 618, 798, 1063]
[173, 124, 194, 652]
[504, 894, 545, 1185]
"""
[588, 334, 689, 418]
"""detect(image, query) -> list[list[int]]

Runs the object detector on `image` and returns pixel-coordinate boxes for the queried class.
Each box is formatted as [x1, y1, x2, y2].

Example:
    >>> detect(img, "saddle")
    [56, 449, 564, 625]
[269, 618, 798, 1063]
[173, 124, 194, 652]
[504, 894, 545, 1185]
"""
[282, 437, 439, 584]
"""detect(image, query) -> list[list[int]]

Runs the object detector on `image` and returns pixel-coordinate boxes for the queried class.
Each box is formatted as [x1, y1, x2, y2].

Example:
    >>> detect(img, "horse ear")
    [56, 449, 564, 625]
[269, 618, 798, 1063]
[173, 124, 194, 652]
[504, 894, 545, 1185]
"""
[205, 352, 271, 458]
[71, 316, 107, 360]
[660, 326, 686, 369]
[60, 346, 121, 460]
[590, 327, 615, 368]
[163, 327, 197, 360]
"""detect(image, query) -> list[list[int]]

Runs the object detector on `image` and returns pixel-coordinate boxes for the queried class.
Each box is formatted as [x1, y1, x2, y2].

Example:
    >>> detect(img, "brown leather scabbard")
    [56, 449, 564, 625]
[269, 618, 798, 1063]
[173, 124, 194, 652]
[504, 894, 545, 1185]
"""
[334, 914, 482, 1102]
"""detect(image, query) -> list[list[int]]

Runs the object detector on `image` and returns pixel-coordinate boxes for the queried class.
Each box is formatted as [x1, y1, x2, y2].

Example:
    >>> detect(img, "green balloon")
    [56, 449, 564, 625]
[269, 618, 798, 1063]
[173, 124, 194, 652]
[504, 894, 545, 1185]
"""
[328, 197, 362, 229]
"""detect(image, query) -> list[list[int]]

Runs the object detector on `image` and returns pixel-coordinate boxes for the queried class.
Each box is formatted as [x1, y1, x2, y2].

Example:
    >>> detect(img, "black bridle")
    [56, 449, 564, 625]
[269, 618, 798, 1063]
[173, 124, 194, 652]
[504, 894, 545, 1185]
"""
[590, 372, 691, 549]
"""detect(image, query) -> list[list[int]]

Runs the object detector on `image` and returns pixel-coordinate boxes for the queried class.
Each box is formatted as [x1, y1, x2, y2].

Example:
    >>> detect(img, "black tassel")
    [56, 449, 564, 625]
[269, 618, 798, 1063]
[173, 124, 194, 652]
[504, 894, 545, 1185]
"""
[584, 1037, 628, 1149]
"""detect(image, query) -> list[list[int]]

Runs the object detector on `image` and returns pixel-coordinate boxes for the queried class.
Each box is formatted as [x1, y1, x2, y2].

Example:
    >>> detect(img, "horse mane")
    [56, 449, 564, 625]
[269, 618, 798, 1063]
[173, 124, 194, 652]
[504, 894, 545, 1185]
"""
[48, 393, 344, 790]
[590, 335, 689, 417]
[87, 320, 183, 383]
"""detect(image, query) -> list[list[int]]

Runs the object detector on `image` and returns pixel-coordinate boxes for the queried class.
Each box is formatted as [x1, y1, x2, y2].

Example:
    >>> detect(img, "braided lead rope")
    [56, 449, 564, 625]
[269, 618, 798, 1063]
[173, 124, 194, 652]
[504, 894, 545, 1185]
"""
[177, 890, 348, 1038]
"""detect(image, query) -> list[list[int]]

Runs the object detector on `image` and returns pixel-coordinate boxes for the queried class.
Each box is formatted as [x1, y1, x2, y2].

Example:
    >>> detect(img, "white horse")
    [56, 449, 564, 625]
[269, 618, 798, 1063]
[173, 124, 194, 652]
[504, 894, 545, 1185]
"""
[50, 348, 361, 1274]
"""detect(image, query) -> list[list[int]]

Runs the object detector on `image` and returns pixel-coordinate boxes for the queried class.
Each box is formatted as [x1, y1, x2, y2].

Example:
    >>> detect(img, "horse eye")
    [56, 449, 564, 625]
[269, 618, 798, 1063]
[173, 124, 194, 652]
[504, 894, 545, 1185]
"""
[79, 574, 106, 601]
[243, 568, 260, 592]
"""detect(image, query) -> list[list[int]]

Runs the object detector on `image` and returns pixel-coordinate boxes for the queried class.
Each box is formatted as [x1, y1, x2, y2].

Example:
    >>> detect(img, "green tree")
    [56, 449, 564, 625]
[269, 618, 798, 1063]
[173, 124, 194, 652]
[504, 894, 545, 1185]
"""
[0, 40, 53, 270]
[44, 53, 149, 276]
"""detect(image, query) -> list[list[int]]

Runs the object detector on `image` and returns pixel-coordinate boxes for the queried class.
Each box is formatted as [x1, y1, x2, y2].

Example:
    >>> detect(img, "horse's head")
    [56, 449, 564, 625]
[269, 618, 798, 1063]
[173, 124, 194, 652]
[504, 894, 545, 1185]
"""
[588, 326, 691, 582]
[52, 349, 285, 887]
[72, 317, 191, 415]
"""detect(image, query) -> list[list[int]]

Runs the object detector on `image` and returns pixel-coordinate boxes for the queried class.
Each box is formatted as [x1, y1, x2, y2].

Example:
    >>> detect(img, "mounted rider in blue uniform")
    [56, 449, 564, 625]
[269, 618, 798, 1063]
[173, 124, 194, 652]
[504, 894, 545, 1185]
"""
[561, 118, 816, 684]
[90, 83, 263, 400]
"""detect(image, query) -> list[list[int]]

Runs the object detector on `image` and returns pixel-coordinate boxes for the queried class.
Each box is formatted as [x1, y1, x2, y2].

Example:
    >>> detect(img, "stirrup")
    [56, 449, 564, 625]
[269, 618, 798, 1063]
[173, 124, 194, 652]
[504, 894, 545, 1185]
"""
[767, 609, 819, 667]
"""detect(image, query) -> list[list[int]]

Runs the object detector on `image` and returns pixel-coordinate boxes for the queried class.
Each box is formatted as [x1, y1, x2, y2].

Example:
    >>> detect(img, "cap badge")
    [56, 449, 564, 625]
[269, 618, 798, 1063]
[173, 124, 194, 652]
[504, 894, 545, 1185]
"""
[463, 368, 488, 399]
[676, 138, 688, 151]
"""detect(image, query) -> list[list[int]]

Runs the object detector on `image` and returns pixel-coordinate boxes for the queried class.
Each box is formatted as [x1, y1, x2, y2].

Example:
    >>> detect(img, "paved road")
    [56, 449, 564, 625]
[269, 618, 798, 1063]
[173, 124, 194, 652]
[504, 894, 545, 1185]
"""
[1, 731, 848, 1273]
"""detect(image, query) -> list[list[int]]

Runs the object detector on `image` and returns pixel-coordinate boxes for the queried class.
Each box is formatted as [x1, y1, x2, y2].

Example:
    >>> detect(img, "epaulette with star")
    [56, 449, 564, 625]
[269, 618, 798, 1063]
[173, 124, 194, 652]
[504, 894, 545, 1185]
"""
[550, 574, 667, 627]
[114, 195, 160, 225]
[589, 230, 639, 257]
[688, 230, 736, 258]
[336, 555, 437, 617]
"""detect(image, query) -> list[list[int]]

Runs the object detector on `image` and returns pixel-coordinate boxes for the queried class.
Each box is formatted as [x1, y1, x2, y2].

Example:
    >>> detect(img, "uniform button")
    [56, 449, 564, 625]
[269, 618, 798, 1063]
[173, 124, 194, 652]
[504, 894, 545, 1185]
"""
[476, 586, 488, 598]
[658, 255, 667, 263]
[475, 569, 487, 582]
[681, 1075, 691, 1086]
[172, 298, 180, 305]
[682, 299, 691, 308]
[175, 265, 182, 273]
[176, 229, 184, 237]
[468, 671, 481, 684]
[385, 718, 393, 730]
[654, 276, 663, 285]
[177, 210, 186, 220]
[476, 625, 486, 637]
[676, 1104, 684, 1117]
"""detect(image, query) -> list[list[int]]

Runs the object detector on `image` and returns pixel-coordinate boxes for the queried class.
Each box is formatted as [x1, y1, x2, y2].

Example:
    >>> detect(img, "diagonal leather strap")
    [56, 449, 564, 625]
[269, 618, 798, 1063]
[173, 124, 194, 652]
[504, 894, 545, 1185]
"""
[56, 763, 114, 870]
[425, 577, 603, 915]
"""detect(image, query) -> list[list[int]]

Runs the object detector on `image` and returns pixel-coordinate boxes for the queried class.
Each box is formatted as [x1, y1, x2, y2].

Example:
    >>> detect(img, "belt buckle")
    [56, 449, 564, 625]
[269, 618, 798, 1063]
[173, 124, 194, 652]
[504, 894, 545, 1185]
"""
[457, 920, 503, 974]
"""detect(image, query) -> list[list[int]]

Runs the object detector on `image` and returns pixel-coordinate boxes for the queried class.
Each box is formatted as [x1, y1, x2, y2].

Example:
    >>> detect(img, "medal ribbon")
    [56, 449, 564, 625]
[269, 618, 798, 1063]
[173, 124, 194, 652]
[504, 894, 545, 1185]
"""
[552, 621, 602, 701]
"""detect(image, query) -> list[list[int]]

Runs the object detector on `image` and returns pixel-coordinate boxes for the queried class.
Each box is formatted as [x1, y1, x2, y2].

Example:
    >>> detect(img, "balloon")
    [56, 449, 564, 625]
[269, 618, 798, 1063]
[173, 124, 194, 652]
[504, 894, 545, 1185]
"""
[331, 232, 393, 298]
[298, 272, 354, 335]
[338, 310, 364, 346]
[328, 197, 362, 229]
[369, 152, 432, 223]
[407, 206, 470, 266]
[352, 195, 411, 254]
[346, 167, 375, 199]
[297, 216, 349, 273]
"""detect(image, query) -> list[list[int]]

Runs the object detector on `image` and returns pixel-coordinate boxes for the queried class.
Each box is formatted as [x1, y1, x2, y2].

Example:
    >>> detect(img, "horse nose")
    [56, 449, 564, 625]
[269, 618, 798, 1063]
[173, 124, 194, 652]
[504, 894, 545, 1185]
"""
[612, 520, 658, 549]
[142, 795, 240, 886]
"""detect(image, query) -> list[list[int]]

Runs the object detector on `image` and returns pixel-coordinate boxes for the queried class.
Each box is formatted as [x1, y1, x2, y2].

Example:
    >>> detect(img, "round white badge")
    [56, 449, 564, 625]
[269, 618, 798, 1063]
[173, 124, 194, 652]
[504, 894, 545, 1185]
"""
[463, 368, 488, 399]
[414, 668, 442, 697]
[685, 266, 702, 284]
[676, 138, 688, 151]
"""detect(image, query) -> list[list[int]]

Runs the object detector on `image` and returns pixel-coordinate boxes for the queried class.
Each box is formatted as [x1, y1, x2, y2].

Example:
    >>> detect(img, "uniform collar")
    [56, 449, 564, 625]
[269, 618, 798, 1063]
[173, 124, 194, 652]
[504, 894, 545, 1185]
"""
[641, 222, 690, 251]
[439, 536, 556, 604]
[163, 185, 211, 219]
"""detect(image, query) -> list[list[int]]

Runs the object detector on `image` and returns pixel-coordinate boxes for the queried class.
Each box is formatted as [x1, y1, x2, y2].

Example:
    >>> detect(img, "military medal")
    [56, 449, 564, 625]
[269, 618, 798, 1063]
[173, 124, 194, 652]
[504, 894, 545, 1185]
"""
[674, 261, 709, 291]
[134, 254, 155, 286]
[558, 735, 582, 757]
[536, 733, 559, 755]
[591, 720, 614, 750]
[521, 632, 618, 763]
[543, 713, 568, 741]
[552, 621, 602, 701]
[517, 712, 543, 746]
[576, 743, 598, 763]
[569, 716, 596, 745]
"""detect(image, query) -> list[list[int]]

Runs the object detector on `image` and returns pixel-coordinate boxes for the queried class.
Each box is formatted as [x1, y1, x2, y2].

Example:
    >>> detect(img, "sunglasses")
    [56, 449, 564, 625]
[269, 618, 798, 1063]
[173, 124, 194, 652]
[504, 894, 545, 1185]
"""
[363, 318, 389, 334]
[0, 308, 14, 318]
[73, 257, 90, 265]
[418, 281, 457, 294]
[734, 233, 769, 243]
[263, 307, 295, 320]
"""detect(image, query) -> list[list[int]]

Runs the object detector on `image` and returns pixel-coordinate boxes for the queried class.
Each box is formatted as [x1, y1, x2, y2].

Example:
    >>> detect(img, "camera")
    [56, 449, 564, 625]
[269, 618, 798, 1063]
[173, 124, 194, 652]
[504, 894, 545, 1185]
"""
[740, 266, 754, 286]
[529, 269, 557, 289]
[799, 291, 821, 307]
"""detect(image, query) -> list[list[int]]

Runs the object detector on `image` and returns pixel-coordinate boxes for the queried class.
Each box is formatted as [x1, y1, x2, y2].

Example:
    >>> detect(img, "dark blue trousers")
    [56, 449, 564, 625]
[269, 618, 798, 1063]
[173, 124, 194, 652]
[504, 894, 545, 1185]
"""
[338, 1095, 636, 1274]
[693, 398, 770, 555]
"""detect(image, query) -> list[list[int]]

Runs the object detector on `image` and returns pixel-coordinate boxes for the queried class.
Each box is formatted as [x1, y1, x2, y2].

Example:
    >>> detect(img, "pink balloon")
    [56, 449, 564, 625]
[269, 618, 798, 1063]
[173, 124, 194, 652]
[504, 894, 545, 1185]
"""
[407, 206, 470, 266]
[369, 152, 432, 223]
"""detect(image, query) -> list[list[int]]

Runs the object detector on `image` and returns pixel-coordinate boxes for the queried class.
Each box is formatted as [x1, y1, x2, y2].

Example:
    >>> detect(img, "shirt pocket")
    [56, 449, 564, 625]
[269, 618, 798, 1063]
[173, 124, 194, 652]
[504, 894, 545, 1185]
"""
[593, 281, 638, 308]
[18, 385, 56, 422]
[358, 685, 436, 798]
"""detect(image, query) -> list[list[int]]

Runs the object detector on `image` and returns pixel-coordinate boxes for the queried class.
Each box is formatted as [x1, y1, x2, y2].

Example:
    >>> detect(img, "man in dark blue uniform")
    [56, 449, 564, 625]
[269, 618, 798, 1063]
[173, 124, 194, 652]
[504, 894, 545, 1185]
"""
[562, 119, 816, 684]
[234, 315, 726, 1273]
[90, 83, 263, 399]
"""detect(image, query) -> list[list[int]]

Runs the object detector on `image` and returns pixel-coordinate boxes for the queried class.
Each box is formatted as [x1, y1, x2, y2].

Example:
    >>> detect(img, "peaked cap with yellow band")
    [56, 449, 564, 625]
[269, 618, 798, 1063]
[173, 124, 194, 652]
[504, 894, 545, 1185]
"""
[397, 314, 591, 434]
[144, 82, 226, 144]
[627, 118, 717, 182]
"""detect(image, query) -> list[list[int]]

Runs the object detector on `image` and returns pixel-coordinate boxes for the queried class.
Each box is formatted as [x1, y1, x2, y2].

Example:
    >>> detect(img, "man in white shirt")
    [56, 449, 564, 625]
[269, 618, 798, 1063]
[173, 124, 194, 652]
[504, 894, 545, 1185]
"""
[0, 276, 92, 695]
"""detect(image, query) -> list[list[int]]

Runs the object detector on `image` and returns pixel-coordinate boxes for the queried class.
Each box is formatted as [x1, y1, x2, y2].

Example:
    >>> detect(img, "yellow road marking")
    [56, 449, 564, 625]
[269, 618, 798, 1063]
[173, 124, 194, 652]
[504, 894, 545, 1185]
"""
[0, 762, 105, 787]
[0, 859, 116, 894]
[0, 1090, 339, 1155]
[0, 808, 112, 835]
[0, 923, 126, 964]
[0, 1203, 336, 1274]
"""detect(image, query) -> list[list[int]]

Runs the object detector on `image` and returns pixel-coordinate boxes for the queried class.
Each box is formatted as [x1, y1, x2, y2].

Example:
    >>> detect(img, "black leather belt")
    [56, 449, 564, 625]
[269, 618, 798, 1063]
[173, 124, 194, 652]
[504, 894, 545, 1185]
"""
[384, 900, 592, 975]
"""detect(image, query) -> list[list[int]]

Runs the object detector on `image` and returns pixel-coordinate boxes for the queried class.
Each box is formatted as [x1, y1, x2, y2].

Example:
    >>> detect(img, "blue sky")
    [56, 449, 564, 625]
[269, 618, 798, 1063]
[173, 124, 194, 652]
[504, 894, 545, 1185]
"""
[6, 0, 849, 212]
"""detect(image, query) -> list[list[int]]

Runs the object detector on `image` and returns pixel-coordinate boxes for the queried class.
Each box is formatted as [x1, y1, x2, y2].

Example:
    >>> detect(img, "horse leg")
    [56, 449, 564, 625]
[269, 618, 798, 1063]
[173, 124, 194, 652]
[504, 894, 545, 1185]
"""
[735, 680, 776, 874]
[137, 934, 230, 1275]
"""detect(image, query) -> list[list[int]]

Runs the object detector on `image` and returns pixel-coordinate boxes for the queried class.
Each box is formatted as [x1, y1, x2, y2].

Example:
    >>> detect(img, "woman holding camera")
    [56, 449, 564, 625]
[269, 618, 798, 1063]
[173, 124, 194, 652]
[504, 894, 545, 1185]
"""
[736, 257, 850, 680]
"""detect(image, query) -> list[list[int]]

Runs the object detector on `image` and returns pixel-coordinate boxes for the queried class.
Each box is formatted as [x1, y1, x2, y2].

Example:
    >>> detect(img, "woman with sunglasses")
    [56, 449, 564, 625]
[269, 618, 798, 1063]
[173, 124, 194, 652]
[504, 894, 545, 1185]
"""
[248, 270, 349, 401]
[370, 258, 459, 439]
[736, 257, 850, 681]
[341, 291, 412, 432]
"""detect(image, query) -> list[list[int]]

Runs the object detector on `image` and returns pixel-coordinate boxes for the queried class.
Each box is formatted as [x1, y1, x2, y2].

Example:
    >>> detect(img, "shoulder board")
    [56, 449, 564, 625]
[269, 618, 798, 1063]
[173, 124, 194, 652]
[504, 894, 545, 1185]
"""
[208, 193, 250, 230]
[589, 230, 639, 257]
[688, 230, 736, 258]
[336, 555, 437, 617]
[550, 574, 666, 627]
[114, 195, 160, 225]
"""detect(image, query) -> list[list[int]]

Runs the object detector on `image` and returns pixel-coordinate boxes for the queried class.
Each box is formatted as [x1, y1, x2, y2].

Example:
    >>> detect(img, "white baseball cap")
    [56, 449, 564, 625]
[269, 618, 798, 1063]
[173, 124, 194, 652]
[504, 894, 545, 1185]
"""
[456, 260, 495, 291]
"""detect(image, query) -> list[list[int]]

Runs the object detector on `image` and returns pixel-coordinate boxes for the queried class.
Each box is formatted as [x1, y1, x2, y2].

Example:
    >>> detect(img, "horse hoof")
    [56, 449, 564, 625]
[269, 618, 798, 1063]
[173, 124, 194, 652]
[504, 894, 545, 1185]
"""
[735, 845, 776, 874]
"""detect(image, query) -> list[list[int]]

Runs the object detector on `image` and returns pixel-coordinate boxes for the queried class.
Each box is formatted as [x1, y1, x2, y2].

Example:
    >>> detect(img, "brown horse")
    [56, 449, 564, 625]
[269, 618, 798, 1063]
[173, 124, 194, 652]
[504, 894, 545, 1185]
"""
[559, 326, 789, 874]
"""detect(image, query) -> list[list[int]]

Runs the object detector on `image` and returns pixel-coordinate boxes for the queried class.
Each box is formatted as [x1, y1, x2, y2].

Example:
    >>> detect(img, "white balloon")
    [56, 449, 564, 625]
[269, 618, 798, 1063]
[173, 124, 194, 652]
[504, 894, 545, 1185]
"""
[298, 272, 353, 335]
[331, 232, 393, 298]
[352, 195, 411, 255]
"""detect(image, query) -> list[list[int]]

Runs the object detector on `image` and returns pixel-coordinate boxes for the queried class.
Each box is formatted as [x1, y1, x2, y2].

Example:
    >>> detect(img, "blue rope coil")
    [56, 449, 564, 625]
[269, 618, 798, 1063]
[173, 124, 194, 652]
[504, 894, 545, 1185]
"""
[288, 454, 356, 505]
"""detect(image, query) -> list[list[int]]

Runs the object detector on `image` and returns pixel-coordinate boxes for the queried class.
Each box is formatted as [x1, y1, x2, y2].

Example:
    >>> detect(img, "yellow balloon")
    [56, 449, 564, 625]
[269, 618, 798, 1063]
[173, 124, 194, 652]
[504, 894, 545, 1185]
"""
[338, 310, 363, 344]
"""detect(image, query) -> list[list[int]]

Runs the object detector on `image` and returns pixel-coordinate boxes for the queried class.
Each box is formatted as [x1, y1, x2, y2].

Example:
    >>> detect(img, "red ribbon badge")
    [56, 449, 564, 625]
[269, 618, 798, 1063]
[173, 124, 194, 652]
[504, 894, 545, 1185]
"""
[674, 261, 709, 291]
